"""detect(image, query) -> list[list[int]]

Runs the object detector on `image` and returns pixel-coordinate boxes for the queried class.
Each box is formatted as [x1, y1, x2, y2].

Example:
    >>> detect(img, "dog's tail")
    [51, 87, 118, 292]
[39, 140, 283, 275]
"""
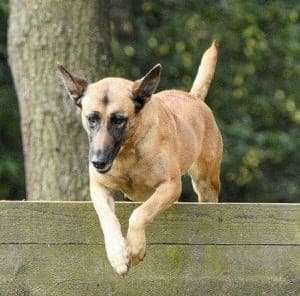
[190, 41, 218, 101]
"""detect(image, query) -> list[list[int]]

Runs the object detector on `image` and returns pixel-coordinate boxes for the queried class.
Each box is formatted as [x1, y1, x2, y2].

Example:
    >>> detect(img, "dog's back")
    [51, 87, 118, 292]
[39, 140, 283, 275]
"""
[151, 41, 221, 175]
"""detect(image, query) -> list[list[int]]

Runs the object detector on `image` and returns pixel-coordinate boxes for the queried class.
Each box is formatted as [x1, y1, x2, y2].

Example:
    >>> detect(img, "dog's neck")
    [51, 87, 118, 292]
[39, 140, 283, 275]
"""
[119, 97, 159, 157]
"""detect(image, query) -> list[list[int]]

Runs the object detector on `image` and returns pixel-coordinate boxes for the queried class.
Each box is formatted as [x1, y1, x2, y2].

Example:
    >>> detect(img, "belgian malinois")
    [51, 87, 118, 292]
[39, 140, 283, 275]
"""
[58, 41, 222, 276]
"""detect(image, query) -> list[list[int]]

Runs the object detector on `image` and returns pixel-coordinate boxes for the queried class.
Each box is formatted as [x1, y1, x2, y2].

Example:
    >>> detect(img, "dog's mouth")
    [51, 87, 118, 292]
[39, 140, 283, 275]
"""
[94, 162, 113, 174]
[89, 143, 123, 174]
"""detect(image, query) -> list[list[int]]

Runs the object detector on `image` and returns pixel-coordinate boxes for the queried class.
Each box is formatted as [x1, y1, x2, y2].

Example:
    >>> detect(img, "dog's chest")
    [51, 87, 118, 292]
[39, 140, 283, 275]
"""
[103, 171, 155, 201]
[100, 148, 164, 201]
[101, 153, 158, 201]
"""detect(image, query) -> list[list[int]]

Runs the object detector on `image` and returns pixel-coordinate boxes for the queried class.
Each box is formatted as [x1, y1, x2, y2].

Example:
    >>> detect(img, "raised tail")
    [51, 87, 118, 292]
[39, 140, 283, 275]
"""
[190, 41, 218, 101]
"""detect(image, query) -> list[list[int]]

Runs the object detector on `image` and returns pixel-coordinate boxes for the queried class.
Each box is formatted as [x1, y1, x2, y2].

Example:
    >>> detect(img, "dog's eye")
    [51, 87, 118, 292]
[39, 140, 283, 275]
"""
[111, 114, 127, 126]
[87, 114, 99, 129]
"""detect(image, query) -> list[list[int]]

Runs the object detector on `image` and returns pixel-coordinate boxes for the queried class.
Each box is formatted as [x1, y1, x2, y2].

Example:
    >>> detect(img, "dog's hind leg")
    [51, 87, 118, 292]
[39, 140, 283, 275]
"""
[189, 159, 221, 202]
[189, 117, 223, 202]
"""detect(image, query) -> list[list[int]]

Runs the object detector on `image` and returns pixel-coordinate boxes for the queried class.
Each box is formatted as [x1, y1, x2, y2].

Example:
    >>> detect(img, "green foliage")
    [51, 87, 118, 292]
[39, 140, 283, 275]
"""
[0, 0, 298, 202]
[111, 0, 299, 202]
[0, 0, 25, 199]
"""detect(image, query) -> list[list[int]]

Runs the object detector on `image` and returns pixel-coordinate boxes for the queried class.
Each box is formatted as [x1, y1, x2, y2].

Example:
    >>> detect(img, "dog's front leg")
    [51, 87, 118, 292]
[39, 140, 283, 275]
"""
[90, 177, 130, 275]
[127, 176, 181, 266]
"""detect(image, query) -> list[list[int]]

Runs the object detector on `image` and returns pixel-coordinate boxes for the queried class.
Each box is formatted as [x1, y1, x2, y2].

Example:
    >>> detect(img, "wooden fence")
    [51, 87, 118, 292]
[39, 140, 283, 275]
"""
[0, 201, 299, 295]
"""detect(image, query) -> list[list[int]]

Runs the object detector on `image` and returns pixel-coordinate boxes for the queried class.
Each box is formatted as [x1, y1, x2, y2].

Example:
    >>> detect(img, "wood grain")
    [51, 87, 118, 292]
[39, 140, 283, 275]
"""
[0, 245, 299, 296]
[0, 201, 299, 245]
[0, 201, 299, 295]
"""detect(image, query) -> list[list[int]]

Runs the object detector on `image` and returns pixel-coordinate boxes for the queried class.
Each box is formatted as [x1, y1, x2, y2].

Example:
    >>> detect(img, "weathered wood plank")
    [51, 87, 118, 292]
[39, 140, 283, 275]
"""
[0, 244, 299, 296]
[0, 201, 299, 245]
[0, 202, 299, 295]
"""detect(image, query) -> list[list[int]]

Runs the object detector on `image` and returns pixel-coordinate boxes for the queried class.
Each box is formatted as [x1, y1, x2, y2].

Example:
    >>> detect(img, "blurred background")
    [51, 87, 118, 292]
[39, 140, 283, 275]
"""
[0, 0, 299, 202]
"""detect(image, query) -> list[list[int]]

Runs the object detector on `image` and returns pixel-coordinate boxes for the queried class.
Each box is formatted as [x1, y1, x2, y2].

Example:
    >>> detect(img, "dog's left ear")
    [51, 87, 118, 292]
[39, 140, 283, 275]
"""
[58, 64, 88, 108]
[132, 64, 161, 111]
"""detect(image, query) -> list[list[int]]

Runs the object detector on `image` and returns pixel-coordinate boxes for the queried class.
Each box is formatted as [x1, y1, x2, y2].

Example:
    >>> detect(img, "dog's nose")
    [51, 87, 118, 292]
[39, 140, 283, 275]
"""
[92, 160, 107, 170]
[90, 149, 112, 172]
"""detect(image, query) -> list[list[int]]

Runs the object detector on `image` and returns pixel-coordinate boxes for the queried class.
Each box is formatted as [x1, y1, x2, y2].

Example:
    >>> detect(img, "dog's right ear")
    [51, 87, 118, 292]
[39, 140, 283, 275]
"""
[132, 64, 161, 112]
[58, 64, 88, 107]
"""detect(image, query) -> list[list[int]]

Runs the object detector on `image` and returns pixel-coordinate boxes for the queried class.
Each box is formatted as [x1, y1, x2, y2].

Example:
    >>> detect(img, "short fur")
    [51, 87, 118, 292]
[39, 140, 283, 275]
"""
[59, 41, 222, 275]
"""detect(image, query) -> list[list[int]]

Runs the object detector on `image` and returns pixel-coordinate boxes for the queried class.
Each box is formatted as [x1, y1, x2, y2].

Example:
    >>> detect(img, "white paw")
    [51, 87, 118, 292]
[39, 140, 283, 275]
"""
[127, 230, 146, 266]
[105, 237, 130, 276]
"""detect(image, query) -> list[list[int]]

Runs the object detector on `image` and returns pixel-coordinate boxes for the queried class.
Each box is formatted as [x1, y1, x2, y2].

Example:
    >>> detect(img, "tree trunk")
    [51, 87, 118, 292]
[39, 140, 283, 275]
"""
[8, 0, 111, 200]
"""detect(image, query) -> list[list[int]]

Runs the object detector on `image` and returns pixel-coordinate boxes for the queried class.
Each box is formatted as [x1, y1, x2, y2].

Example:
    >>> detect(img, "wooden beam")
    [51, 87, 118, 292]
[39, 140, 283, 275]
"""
[0, 201, 299, 245]
[0, 201, 299, 295]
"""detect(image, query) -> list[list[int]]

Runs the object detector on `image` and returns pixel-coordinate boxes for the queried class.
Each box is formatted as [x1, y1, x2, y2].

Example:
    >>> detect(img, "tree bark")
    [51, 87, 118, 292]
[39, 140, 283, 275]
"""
[8, 0, 111, 200]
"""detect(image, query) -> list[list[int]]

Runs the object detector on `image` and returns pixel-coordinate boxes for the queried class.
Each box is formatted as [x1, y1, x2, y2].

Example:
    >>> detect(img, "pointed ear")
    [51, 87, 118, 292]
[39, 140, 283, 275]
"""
[58, 64, 88, 107]
[132, 64, 161, 112]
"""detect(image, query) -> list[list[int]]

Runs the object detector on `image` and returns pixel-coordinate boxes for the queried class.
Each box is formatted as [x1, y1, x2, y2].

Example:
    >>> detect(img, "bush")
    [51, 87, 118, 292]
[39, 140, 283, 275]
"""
[0, 0, 299, 202]
[111, 0, 300, 202]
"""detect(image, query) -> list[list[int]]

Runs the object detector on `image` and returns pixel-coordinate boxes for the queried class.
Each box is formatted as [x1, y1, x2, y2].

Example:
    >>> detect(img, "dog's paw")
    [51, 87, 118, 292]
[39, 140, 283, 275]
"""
[106, 237, 130, 276]
[126, 230, 146, 266]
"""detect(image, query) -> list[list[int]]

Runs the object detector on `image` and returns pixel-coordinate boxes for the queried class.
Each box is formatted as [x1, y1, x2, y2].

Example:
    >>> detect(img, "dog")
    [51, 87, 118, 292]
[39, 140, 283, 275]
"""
[58, 41, 222, 276]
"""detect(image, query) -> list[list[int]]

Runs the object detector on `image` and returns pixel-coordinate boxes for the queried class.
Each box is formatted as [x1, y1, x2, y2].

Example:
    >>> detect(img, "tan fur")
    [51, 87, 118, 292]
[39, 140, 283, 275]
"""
[59, 41, 222, 275]
[190, 40, 218, 100]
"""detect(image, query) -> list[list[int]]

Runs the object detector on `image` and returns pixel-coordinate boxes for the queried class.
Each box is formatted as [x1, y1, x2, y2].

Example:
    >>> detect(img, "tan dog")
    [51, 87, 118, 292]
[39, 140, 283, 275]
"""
[58, 41, 222, 276]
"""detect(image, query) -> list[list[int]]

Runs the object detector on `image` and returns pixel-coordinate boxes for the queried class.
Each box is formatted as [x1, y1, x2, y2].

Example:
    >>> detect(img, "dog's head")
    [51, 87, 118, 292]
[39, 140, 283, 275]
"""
[58, 64, 161, 174]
